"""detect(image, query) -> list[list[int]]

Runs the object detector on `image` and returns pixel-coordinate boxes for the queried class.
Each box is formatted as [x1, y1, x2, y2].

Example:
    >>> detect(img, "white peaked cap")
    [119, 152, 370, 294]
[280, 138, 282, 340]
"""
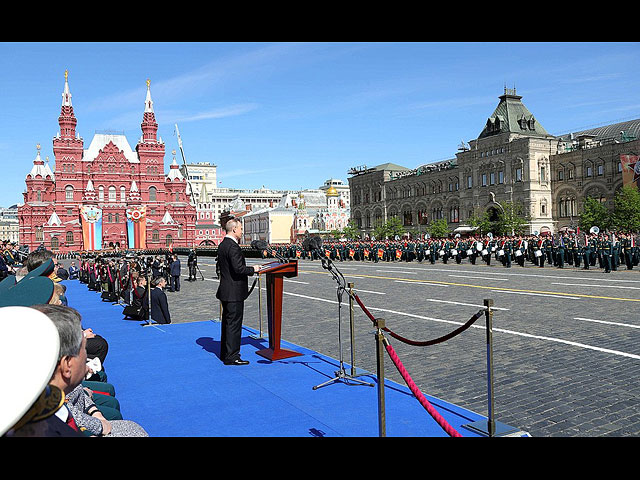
[0, 307, 60, 435]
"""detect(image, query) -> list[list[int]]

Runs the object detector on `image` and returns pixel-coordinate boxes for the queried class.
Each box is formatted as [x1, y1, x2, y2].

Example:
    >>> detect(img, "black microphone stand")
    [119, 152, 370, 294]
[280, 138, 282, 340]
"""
[312, 249, 373, 390]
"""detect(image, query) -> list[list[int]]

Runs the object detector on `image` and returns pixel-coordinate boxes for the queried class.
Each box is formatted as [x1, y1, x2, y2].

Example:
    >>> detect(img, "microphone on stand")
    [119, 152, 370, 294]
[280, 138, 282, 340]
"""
[303, 236, 328, 267]
[251, 240, 287, 264]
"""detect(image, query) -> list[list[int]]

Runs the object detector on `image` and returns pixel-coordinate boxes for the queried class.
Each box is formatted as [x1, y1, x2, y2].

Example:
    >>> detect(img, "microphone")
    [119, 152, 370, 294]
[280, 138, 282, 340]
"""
[251, 240, 268, 251]
[252, 239, 287, 263]
[303, 236, 323, 253]
[304, 236, 332, 270]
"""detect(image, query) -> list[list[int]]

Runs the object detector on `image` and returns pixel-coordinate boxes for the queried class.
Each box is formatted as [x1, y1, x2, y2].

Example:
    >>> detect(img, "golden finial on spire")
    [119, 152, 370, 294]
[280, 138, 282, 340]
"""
[146, 79, 150, 89]
[65, 70, 68, 82]
[36, 143, 41, 152]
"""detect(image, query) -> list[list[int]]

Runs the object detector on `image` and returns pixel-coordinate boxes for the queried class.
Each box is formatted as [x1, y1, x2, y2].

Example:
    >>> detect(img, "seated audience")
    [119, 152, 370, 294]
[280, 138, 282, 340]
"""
[32, 304, 148, 437]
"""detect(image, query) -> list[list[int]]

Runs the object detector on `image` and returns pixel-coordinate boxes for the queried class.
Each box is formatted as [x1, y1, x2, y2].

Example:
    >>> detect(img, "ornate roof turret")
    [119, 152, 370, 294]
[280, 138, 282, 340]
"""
[166, 152, 184, 181]
[83, 179, 97, 203]
[128, 180, 141, 202]
[161, 210, 176, 224]
[43, 157, 55, 180]
[46, 211, 62, 226]
[140, 79, 159, 144]
[27, 144, 53, 179]
[58, 70, 78, 141]
[478, 87, 550, 139]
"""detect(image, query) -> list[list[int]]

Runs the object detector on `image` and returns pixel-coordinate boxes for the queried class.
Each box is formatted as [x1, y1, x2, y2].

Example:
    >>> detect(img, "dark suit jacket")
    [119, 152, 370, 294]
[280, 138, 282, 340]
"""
[150, 287, 171, 324]
[170, 258, 181, 276]
[215, 236, 255, 302]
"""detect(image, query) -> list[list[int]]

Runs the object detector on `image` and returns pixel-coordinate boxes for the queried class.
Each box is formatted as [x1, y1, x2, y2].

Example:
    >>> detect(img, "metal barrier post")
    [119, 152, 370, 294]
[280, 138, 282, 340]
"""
[258, 275, 264, 337]
[484, 299, 496, 437]
[375, 318, 386, 437]
[348, 282, 356, 376]
[250, 275, 265, 339]
[462, 299, 521, 436]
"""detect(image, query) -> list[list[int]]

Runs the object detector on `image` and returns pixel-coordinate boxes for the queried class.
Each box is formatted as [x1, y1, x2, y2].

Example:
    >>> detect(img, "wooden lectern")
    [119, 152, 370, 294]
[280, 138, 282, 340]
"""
[255, 260, 303, 361]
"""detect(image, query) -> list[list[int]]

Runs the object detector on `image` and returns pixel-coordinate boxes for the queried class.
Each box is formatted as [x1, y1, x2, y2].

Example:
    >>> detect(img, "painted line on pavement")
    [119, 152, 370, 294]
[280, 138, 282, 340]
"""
[279, 290, 640, 360]
[574, 317, 640, 329]
[302, 270, 640, 303]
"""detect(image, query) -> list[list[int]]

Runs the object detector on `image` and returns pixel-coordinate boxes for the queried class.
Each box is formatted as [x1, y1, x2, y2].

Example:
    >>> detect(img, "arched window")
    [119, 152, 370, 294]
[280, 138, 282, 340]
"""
[165, 234, 173, 247]
[65, 185, 74, 202]
[98, 186, 104, 202]
[50, 237, 59, 249]
[149, 186, 157, 201]
[152, 229, 159, 242]
[66, 231, 74, 244]
[35, 227, 43, 241]
[120, 186, 126, 202]
[108, 186, 116, 202]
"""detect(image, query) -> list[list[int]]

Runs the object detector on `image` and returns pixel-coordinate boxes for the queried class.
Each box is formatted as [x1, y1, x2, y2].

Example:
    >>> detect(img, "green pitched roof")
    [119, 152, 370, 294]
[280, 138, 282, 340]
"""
[373, 162, 410, 171]
[478, 89, 550, 139]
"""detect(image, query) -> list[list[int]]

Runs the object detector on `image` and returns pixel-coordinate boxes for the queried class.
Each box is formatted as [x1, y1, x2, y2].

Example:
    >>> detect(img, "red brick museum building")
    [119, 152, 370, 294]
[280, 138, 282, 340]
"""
[18, 73, 196, 253]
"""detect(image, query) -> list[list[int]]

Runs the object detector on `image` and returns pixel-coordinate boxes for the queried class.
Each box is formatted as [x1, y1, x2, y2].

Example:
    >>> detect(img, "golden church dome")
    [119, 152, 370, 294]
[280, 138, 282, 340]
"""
[326, 186, 339, 196]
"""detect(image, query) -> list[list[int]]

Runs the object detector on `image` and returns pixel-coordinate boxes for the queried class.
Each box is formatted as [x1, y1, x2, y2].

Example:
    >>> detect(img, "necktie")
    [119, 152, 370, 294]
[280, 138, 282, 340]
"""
[65, 406, 79, 432]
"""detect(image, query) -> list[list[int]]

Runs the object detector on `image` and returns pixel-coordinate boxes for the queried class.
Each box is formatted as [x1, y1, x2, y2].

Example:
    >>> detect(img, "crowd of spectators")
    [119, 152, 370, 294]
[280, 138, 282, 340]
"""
[1, 244, 149, 437]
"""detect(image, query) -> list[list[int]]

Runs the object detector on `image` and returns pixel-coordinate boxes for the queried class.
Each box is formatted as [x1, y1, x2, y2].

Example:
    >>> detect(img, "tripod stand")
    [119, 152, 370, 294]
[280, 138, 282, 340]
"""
[313, 254, 373, 390]
[196, 264, 205, 281]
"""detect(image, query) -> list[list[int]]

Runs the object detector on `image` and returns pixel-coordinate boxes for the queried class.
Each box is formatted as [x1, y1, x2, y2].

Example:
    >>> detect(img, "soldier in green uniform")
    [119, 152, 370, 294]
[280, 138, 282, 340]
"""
[600, 234, 612, 273]
[612, 235, 620, 271]
[416, 240, 424, 262]
[570, 235, 580, 268]
[484, 236, 494, 266]
[605, 234, 615, 272]
[441, 238, 450, 264]
[503, 237, 512, 268]
[581, 235, 591, 270]
[556, 235, 565, 268]
[427, 239, 436, 264]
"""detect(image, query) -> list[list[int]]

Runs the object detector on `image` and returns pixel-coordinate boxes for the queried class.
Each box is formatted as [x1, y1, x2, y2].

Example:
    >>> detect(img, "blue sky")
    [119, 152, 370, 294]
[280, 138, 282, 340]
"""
[1, 42, 639, 207]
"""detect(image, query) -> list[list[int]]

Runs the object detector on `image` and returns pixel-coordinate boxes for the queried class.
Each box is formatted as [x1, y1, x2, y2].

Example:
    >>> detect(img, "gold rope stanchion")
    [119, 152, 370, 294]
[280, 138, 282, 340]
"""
[462, 299, 521, 437]
[375, 317, 387, 438]
[348, 282, 356, 376]
[250, 275, 265, 339]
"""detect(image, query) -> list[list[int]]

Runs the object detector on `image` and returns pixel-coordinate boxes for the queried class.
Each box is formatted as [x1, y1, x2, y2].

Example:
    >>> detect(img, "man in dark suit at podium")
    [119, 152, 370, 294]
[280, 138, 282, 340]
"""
[216, 218, 260, 365]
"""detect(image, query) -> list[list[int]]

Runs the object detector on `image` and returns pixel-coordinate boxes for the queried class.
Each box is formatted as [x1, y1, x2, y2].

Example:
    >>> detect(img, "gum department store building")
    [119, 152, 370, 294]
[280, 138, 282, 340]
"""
[348, 88, 640, 237]
[18, 73, 196, 252]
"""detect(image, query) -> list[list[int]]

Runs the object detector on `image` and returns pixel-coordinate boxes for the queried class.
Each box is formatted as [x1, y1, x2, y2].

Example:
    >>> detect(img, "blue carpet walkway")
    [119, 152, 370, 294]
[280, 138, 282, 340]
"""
[66, 280, 494, 437]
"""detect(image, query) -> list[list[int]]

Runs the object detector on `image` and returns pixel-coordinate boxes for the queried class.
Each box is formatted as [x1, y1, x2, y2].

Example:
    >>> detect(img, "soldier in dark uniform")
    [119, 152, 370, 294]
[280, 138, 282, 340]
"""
[503, 237, 512, 268]
[601, 234, 613, 273]
[581, 235, 591, 270]
[571, 235, 581, 268]
[427, 239, 436, 264]
[187, 249, 198, 281]
[556, 236, 565, 268]
[612, 235, 620, 271]
[416, 240, 424, 262]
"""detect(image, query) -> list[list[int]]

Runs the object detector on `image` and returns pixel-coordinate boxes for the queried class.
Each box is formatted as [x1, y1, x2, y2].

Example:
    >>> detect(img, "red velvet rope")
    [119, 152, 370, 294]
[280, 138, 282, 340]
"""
[353, 293, 484, 346]
[384, 341, 462, 437]
[351, 292, 487, 437]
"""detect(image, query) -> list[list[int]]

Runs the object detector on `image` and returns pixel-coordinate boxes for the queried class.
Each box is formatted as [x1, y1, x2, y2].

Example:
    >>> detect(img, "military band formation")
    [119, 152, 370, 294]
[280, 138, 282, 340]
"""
[2, 230, 639, 304]
[263, 231, 640, 273]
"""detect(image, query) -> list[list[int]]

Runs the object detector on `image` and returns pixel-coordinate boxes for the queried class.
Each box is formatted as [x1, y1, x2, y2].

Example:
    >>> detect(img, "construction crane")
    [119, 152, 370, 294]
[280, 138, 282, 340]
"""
[174, 124, 196, 205]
